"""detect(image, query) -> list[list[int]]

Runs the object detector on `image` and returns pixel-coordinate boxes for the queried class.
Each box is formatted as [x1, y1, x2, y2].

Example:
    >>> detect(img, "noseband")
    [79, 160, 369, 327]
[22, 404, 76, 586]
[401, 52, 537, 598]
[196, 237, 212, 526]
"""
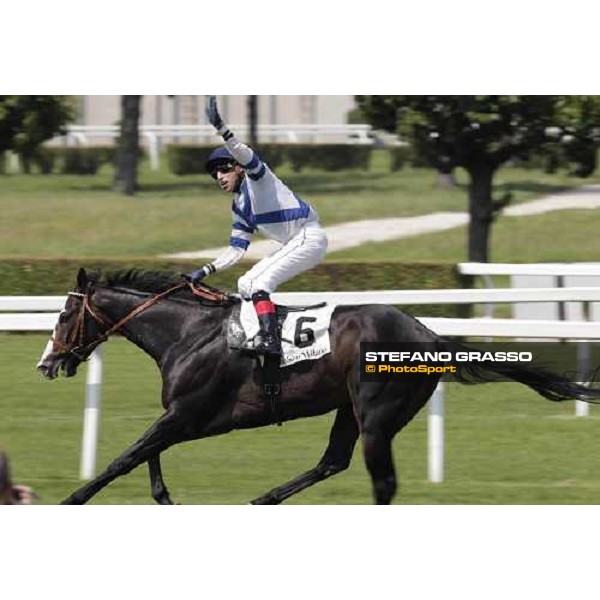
[59, 282, 229, 362]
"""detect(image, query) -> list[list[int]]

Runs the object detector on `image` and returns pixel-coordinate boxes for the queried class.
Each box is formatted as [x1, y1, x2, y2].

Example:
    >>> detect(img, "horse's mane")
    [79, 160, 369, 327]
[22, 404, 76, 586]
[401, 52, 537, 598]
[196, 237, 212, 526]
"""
[92, 269, 232, 303]
[98, 269, 183, 293]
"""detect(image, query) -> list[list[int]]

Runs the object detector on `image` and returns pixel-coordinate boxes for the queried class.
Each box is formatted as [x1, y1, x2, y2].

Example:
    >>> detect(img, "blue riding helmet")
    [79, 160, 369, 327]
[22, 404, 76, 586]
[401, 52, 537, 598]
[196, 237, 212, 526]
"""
[205, 147, 237, 174]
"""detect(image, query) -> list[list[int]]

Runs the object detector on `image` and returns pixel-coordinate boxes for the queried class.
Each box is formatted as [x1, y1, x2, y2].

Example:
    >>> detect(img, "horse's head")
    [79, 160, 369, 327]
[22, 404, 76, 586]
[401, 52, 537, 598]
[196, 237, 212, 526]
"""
[37, 267, 230, 380]
[37, 268, 105, 380]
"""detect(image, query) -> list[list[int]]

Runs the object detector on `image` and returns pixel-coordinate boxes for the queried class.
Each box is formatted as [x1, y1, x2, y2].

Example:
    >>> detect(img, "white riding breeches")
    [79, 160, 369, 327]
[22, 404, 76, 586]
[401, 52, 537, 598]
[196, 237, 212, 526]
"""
[237, 223, 328, 297]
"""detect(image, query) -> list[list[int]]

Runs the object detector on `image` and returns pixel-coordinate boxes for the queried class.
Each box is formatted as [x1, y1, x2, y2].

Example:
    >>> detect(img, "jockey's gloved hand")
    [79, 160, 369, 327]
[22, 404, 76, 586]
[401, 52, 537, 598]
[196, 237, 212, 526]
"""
[206, 95, 223, 129]
[182, 264, 215, 284]
[206, 95, 231, 138]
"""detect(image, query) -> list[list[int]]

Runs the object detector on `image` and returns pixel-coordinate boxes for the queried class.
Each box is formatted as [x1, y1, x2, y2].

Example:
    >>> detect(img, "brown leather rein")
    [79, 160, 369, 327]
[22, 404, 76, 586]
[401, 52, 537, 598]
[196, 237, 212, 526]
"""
[58, 281, 230, 361]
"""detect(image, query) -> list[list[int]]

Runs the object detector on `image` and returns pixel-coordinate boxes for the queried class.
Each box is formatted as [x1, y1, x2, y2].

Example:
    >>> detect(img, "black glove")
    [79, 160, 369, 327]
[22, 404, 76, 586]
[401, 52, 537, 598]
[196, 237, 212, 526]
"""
[182, 264, 215, 284]
[206, 95, 225, 131]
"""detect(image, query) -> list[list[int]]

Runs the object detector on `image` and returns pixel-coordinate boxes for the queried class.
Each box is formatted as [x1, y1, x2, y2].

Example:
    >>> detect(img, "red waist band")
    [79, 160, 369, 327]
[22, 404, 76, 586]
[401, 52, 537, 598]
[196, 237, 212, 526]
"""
[254, 300, 276, 315]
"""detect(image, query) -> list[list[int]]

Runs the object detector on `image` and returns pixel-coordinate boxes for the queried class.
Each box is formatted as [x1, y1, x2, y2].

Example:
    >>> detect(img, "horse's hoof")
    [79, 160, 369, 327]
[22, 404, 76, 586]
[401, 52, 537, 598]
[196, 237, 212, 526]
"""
[60, 494, 83, 505]
[249, 495, 282, 505]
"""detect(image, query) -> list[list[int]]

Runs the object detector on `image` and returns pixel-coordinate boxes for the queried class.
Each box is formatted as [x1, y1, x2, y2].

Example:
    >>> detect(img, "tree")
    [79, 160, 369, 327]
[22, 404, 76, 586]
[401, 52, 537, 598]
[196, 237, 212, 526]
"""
[554, 96, 600, 177]
[0, 96, 74, 167]
[355, 95, 598, 262]
[248, 95, 258, 146]
[113, 95, 142, 196]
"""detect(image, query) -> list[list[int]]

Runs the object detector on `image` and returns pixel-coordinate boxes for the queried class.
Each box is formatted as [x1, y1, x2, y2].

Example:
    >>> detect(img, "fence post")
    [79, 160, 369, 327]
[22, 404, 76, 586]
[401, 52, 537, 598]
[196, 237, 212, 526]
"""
[576, 300, 591, 417]
[428, 382, 445, 483]
[7, 151, 20, 174]
[144, 132, 160, 171]
[80, 347, 103, 480]
[576, 340, 591, 417]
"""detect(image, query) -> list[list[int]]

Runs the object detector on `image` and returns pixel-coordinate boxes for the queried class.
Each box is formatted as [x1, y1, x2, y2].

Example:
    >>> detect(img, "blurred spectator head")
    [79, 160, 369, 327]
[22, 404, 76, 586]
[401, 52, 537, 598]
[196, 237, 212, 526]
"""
[0, 451, 13, 504]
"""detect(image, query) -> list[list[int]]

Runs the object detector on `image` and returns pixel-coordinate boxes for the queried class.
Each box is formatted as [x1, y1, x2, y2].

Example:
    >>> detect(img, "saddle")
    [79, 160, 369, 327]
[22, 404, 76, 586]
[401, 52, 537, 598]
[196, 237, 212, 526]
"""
[227, 301, 330, 426]
[227, 301, 327, 353]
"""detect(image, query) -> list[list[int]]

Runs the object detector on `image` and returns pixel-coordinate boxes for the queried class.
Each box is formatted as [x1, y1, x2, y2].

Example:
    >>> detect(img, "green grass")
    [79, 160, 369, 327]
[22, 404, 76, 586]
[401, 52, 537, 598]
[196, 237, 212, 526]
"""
[3, 159, 600, 504]
[331, 208, 600, 263]
[3, 334, 600, 505]
[1, 153, 596, 257]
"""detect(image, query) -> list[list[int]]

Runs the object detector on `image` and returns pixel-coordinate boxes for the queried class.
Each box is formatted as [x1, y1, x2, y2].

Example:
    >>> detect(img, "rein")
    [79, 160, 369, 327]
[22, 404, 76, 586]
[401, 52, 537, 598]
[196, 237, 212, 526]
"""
[65, 281, 230, 360]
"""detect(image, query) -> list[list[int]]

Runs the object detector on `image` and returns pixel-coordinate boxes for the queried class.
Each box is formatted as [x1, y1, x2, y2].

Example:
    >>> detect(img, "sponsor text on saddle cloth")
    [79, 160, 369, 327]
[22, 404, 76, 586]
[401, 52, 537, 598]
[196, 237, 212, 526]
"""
[229, 300, 336, 367]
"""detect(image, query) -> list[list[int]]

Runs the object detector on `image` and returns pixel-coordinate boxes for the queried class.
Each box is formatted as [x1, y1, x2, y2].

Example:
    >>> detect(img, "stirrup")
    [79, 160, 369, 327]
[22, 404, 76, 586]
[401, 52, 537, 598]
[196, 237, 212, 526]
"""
[253, 333, 281, 356]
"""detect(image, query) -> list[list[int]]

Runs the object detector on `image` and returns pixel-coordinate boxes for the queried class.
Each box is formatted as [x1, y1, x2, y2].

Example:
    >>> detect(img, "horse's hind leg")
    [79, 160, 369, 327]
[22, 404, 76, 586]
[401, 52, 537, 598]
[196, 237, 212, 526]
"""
[148, 455, 174, 505]
[61, 411, 185, 505]
[359, 378, 439, 505]
[362, 428, 396, 505]
[250, 404, 359, 505]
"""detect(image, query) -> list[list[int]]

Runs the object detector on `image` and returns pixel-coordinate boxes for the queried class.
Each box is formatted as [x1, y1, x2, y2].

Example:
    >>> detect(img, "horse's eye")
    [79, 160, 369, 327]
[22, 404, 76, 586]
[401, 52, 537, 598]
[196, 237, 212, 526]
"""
[58, 313, 69, 324]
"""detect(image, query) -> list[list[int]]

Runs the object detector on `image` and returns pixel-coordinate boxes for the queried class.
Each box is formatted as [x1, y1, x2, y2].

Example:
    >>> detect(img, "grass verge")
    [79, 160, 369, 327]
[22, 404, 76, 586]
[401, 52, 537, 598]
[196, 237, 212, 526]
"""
[1, 156, 597, 257]
[3, 334, 599, 504]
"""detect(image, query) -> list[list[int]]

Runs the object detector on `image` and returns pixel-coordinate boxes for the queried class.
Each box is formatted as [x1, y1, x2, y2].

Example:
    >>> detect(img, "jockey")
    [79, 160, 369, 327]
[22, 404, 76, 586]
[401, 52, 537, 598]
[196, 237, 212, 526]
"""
[184, 96, 328, 356]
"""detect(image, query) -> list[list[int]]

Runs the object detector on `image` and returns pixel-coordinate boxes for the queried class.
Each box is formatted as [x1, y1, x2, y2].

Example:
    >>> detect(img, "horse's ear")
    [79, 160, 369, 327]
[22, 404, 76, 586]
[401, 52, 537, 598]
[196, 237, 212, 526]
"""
[77, 268, 88, 289]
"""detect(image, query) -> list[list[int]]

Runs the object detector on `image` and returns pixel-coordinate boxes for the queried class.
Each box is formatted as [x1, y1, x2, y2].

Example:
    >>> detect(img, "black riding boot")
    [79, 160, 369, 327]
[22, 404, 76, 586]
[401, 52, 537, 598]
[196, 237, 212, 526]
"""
[252, 291, 281, 356]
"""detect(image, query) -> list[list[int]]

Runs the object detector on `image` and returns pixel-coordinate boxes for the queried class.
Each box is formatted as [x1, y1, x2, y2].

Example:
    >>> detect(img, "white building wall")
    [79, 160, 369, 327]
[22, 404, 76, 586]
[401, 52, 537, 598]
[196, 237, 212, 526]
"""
[78, 95, 356, 127]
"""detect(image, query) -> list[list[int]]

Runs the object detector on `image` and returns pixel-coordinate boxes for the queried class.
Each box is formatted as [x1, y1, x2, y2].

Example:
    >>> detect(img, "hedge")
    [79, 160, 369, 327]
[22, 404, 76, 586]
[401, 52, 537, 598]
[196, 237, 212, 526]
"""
[286, 144, 371, 172]
[0, 259, 471, 318]
[167, 145, 215, 175]
[167, 144, 290, 175]
[166, 144, 373, 175]
[17, 146, 146, 175]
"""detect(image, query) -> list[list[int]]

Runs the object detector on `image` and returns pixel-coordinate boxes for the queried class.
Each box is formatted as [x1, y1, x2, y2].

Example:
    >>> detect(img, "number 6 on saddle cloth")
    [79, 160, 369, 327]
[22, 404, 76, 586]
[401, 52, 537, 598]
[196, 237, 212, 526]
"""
[228, 300, 336, 367]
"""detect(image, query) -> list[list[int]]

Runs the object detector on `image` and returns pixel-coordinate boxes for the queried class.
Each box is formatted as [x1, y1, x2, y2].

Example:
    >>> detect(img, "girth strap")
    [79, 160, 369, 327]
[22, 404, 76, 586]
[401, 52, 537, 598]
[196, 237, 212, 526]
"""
[261, 354, 283, 427]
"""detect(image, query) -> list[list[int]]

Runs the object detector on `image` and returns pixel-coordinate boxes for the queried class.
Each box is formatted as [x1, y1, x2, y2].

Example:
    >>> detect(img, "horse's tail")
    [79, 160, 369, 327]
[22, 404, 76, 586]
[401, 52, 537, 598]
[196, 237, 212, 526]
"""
[438, 340, 600, 404]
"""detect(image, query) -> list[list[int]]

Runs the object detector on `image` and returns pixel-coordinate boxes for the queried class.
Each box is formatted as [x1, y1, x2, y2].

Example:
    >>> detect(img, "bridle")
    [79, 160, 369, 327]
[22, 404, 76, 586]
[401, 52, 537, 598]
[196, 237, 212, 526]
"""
[56, 281, 230, 362]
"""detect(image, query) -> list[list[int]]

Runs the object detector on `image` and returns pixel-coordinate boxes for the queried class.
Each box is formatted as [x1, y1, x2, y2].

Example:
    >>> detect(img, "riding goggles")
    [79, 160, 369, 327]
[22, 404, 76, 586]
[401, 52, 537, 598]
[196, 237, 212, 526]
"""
[210, 161, 237, 179]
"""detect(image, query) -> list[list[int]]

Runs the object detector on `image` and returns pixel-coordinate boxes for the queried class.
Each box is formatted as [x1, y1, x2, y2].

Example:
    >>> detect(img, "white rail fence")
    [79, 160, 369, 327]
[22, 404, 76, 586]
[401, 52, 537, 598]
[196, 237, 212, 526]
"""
[459, 262, 600, 320]
[45, 124, 377, 172]
[4, 284, 600, 483]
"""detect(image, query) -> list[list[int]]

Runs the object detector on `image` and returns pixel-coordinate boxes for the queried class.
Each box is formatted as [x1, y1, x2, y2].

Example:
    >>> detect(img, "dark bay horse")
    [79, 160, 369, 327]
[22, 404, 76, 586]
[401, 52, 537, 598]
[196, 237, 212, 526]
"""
[37, 268, 600, 505]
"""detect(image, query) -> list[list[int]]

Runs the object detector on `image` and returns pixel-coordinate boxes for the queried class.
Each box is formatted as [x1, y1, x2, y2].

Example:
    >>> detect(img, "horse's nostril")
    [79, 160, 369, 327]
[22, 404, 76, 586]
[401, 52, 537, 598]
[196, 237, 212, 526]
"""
[37, 362, 58, 380]
[37, 365, 51, 379]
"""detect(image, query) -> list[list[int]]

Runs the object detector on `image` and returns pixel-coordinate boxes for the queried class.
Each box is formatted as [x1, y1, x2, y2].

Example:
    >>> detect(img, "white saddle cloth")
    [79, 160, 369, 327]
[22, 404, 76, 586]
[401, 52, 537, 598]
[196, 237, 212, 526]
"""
[240, 300, 336, 367]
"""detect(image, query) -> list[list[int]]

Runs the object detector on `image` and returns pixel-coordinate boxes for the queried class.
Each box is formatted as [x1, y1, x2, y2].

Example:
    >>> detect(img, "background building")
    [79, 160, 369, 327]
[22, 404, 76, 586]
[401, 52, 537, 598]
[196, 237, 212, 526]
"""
[63, 95, 363, 148]
[77, 95, 356, 127]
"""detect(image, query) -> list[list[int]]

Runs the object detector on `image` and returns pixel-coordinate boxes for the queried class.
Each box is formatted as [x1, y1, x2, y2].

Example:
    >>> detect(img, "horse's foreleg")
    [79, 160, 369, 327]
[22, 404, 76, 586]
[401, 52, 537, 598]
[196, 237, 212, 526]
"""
[250, 404, 359, 505]
[61, 411, 185, 505]
[148, 455, 174, 505]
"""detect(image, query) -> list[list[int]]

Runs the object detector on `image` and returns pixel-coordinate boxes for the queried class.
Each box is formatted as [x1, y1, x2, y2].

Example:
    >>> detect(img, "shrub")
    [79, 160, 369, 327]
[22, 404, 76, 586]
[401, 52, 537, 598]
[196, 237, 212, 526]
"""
[166, 144, 373, 174]
[167, 145, 216, 175]
[166, 144, 295, 175]
[18, 148, 57, 174]
[388, 146, 411, 172]
[61, 147, 102, 175]
[29, 146, 146, 175]
[287, 144, 372, 172]
[31, 147, 110, 175]
[34, 148, 56, 174]
[252, 145, 286, 170]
